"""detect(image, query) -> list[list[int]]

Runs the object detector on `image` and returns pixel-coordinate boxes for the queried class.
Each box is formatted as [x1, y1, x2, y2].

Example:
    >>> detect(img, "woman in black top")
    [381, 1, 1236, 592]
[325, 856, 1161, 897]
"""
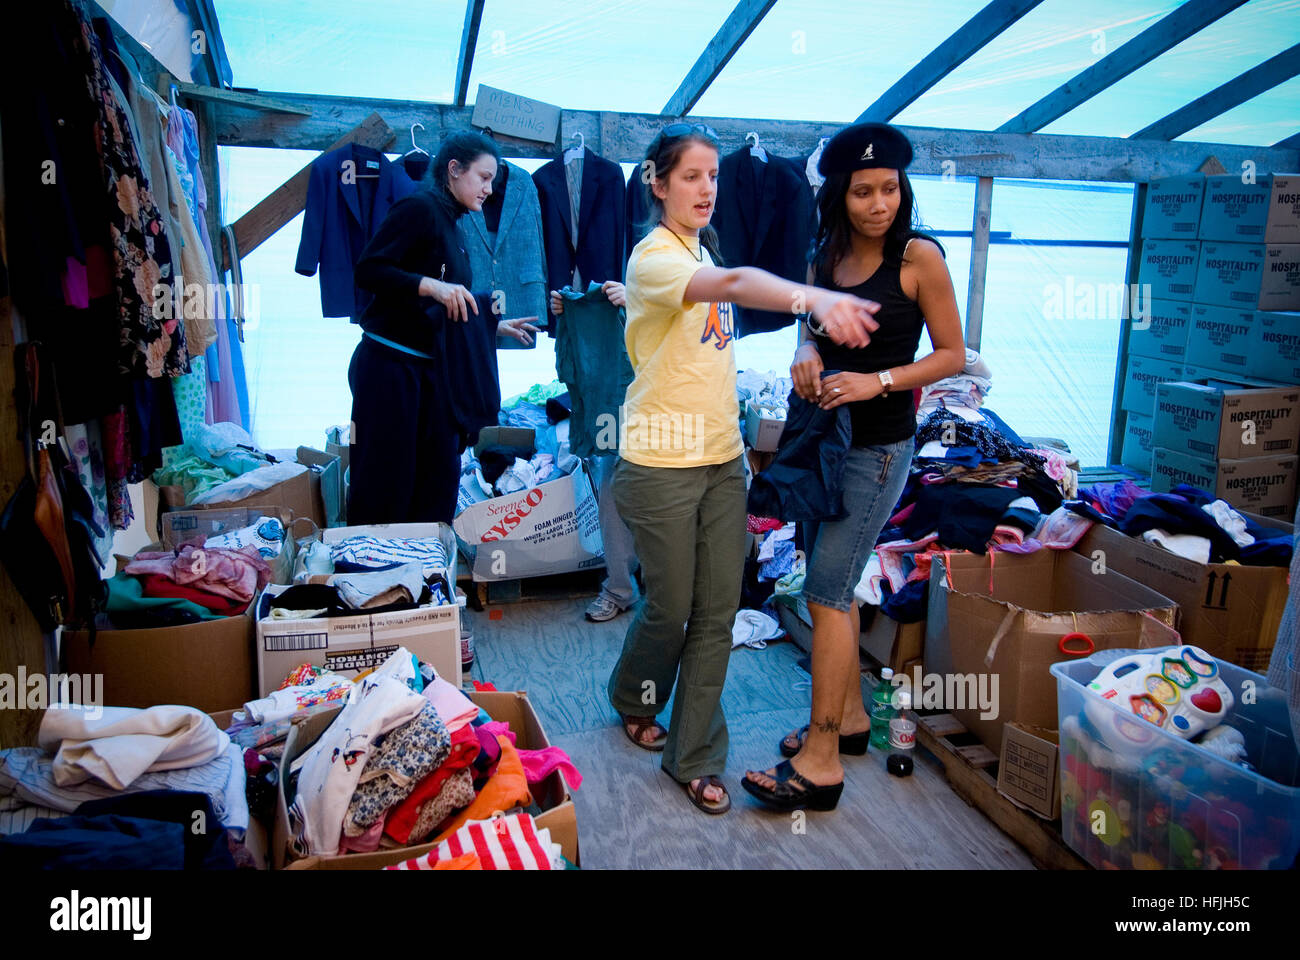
[743, 123, 965, 811]
[349, 131, 538, 524]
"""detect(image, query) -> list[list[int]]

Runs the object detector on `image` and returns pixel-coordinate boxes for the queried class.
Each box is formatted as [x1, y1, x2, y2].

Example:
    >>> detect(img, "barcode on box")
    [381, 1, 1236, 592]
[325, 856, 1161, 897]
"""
[264, 632, 328, 651]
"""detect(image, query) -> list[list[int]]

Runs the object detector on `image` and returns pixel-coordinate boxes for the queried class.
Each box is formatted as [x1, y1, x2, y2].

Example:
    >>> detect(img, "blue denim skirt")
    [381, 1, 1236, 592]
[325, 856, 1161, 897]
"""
[802, 437, 915, 612]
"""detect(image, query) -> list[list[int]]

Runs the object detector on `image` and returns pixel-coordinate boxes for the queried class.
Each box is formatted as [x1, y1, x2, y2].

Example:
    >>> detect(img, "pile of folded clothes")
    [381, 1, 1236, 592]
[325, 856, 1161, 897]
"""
[284, 533, 454, 611]
[283, 647, 580, 861]
[103, 516, 283, 628]
[0, 704, 254, 868]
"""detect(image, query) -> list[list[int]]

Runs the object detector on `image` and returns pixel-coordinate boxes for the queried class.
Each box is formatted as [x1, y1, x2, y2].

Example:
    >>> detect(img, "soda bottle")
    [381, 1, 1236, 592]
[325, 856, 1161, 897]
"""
[869, 667, 897, 751]
[888, 690, 916, 777]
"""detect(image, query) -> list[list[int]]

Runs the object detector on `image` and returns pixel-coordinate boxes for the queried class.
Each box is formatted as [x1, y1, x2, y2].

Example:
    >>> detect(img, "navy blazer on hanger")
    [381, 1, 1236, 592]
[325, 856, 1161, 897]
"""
[296, 143, 417, 320]
[533, 148, 626, 326]
[713, 149, 814, 337]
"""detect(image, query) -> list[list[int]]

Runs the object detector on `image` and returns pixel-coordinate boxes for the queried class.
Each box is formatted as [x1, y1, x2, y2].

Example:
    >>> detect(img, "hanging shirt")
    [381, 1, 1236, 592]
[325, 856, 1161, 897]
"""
[621, 226, 742, 468]
[566, 156, 584, 288]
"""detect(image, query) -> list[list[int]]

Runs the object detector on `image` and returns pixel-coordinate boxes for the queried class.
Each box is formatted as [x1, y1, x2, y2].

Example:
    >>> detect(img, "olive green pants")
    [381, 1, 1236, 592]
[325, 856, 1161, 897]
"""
[607, 455, 746, 783]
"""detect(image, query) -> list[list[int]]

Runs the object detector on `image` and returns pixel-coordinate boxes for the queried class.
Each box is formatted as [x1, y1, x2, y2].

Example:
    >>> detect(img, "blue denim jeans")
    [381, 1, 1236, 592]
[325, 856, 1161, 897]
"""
[802, 438, 914, 612]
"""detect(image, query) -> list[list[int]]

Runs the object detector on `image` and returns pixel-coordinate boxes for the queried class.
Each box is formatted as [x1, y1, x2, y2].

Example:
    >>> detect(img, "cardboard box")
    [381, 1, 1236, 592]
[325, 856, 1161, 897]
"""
[1250, 310, 1300, 383]
[923, 550, 1177, 753]
[296, 447, 342, 529]
[1194, 242, 1266, 308]
[63, 612, 255, 713]
[1266, 174, 1300, 243]
[1260, 243, 1300, 311]
[1152, 380, 1300, 460]
[1136, 239, 1200, 302]
[744, 403, 787, 452]
[1141, 174, 1204, 240]
[1183, 303, 1255, 374]
[1151, 446, 1298, 517]
[860, 610, 925, 675]
[163, 460, 322, 529]
[998, 723, 1060, 821]
[1121, 355, 1184, 415]
[454, 463, 603, 582]
[1075, 520, 1291, 671]
[255, 523, 461, 695]
[1128, 298, 1192, 360]
[1120, 411, 1154, 473]
[1199, 175, 1271, 242]
[274, 690, 578, 869]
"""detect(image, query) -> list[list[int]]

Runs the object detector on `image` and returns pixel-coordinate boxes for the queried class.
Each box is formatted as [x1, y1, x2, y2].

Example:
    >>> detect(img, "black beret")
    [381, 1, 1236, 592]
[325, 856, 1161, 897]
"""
[818, 123, 913, 176]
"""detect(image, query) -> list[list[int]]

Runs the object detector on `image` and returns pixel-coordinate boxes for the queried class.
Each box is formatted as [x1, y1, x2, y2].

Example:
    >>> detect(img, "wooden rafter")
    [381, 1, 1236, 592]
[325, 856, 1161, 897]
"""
[858, 0, 1045, 123]
[998, 0, 1249, 134]
[454, 0, 487, 108]
[661, 0, 778, 117]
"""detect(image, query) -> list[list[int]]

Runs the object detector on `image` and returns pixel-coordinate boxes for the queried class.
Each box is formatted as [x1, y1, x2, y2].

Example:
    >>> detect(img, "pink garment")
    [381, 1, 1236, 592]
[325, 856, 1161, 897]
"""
[338, 817, 385, 854]
[1027, 449, 1070, 484]
[422, 677, 479, 733]
[989, 525, 1025, 547]
[875, 534, 941, 592]
[124, 543, 270, 603]
[516, 746, 582, 790]
[993, 538, 1043, 555]
[1035, 506, 1093, 549]
[478, 721, 516, 747]
[889, 502, 916, 525]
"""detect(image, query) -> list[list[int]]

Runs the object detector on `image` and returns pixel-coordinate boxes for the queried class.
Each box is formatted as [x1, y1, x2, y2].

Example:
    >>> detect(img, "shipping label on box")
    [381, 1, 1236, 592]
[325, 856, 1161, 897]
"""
[1260, 244, 1300, 311]
[1251, 310, 1300, 383]
[1137, 240, 1200, 302]
[1121, 355, 1184, 415]
[1184, 303, 1254, 373]
[1266, 175, 1300, 244]
[998, 724, 1060, 821]
[1195, 242, 1266, 308]
[1199, 175, 1271, 242]
[1128, 298, 1191, 360]
[1141, 174, 1204, 240]
[1120, 411, 1154, 472]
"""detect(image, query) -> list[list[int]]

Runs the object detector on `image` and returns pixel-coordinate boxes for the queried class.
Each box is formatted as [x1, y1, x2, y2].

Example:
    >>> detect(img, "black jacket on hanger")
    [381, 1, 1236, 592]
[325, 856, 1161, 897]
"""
[713, 149, 815, 337]
[533, 148, 626, 325]
[625, 174, 653, 265]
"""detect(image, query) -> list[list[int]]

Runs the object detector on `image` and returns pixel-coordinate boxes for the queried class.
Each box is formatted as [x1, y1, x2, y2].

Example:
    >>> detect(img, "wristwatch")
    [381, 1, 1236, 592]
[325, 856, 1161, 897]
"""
[877, 370, 894, 396]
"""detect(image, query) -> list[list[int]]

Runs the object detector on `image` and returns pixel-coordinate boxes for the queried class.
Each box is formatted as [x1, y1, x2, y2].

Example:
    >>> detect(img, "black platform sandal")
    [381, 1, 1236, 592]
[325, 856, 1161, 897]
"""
[778, 725, 869, 758]
[740, 760, 844, 812]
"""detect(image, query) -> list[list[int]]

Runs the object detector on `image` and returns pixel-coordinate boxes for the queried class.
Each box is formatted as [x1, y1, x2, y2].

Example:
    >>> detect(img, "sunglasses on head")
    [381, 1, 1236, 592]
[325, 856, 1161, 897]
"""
[661, 122, 719, 140]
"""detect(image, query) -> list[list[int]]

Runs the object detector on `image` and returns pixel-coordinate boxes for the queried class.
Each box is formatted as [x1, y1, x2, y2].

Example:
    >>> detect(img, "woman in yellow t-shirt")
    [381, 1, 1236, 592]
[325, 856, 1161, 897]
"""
[609, 123, 881, 815]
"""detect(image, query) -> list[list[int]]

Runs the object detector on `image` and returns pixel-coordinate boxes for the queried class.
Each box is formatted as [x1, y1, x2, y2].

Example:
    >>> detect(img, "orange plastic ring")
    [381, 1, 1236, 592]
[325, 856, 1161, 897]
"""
[1060, 632, 1094, 656]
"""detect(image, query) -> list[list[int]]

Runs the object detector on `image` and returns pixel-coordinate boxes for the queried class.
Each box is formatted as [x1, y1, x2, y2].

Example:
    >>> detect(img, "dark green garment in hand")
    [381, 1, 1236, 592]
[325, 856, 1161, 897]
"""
[555, 283, 635, 458]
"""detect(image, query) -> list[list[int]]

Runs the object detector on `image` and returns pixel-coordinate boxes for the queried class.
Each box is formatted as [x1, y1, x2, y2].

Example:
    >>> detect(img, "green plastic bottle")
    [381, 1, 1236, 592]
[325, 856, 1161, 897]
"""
[869, 668, 897, 751]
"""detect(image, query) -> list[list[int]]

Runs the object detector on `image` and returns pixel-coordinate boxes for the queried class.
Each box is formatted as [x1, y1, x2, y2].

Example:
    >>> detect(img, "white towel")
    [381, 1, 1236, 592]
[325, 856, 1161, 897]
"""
[39, 705, 227, 790]
[732, 609, 782, 650]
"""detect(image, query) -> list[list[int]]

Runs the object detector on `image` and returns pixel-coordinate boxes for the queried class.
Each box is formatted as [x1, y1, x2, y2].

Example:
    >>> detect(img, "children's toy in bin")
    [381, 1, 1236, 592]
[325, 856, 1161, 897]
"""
[1085, 645, 1232, 741]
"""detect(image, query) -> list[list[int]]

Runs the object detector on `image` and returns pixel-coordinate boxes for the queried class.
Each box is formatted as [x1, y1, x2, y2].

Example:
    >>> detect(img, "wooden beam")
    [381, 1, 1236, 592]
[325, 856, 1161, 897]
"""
[208, 92, 1300, 182]
[181, 0, 220, 86]
[454, 0, 487, 109]
[998, 0, 1249, 134]
[858, 0, 1045, 123]
[661, 0, 778, 117]
[176, 81, 312, 116]
[220, 113, 395, 272]
[1108, 183, 1147, 467]
[1132, 43, 1300, 141]
[965, 177, 993, 350]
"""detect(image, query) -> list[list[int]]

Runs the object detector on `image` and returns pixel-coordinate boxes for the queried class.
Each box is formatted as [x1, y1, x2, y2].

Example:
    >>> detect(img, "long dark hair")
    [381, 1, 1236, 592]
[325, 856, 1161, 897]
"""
[810, 168, 943, 285]
[431, 130, 500, 206]
[640, 129, 725, 264]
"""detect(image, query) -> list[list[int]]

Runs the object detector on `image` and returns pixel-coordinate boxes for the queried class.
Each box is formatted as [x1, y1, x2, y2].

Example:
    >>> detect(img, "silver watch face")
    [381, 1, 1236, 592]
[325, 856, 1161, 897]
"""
[879, 371, 893, 385]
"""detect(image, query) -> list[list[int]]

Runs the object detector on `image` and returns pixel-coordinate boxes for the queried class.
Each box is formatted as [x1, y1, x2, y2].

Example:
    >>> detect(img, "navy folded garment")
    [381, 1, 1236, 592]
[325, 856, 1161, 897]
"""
[902, 483, 1022, 554]
[1120, 494, 1241, 562]
[880, 579, 928, 624]
[0, 815, 186, 870]
[74, 790, 236, 870]
[545, 392, 572, 424]
[747, 385, 852, 523]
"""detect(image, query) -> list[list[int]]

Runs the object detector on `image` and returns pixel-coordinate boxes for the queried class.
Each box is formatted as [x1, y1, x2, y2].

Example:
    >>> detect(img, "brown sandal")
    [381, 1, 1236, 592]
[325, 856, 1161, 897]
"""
[621, 714, 667, 752]
[678, 773, 731, 815]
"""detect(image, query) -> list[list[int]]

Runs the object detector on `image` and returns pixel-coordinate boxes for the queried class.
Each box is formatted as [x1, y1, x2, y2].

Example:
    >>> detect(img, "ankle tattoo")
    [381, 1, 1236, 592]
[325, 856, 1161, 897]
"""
[815, 716, 841, 734]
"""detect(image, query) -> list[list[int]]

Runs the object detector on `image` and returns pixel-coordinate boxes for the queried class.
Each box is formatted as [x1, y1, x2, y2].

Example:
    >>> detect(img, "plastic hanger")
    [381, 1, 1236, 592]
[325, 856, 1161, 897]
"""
[564, 132, 585, 165]
[404, 122, 429, 158]
[746, 131, 767, 163]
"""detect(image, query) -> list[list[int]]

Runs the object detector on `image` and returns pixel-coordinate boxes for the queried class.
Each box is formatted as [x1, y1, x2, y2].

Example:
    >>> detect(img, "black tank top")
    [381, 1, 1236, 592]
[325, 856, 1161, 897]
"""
[811, 238, 926, 446]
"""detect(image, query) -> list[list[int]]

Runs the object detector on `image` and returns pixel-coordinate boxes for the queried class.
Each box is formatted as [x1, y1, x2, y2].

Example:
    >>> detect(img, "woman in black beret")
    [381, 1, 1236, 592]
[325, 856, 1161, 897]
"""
[743, 123, 966, 811]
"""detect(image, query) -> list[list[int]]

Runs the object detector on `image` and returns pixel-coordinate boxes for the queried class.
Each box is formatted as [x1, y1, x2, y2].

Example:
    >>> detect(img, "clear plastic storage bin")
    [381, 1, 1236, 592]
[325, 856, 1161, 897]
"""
[1051, 650, 1300, 870]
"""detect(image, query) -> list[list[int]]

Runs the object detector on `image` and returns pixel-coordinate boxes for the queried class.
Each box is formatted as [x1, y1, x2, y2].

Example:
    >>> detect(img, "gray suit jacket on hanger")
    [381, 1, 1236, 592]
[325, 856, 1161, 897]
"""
[457, 161, 549, 350]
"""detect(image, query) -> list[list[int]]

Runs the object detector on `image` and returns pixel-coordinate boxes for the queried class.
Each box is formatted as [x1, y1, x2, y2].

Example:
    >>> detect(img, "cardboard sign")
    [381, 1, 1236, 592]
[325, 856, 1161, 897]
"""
[471, 85, 561, 143]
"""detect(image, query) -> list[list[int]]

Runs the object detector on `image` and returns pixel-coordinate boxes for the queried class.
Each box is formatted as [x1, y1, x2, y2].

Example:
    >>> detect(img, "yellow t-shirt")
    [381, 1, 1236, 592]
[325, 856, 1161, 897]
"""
[621, 226, 743, 468]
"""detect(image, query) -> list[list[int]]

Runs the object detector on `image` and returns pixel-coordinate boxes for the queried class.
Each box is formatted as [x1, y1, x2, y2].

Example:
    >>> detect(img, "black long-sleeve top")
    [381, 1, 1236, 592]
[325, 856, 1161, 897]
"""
[354, 187, 474, 356]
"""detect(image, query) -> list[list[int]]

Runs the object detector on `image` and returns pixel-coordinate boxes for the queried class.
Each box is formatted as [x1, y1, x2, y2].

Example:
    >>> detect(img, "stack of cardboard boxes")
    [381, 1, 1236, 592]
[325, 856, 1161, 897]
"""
[1121, 173, 1300, 518]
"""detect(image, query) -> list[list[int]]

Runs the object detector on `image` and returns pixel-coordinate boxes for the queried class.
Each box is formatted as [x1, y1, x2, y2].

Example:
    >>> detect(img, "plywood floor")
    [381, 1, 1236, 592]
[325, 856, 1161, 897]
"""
[464, 596, 1034, 870]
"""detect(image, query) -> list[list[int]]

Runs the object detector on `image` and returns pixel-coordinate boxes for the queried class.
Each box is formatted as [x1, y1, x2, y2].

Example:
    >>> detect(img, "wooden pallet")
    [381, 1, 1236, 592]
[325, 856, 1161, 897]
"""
[914, 712, 1089, 870]
[460, 566, 606, 608]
